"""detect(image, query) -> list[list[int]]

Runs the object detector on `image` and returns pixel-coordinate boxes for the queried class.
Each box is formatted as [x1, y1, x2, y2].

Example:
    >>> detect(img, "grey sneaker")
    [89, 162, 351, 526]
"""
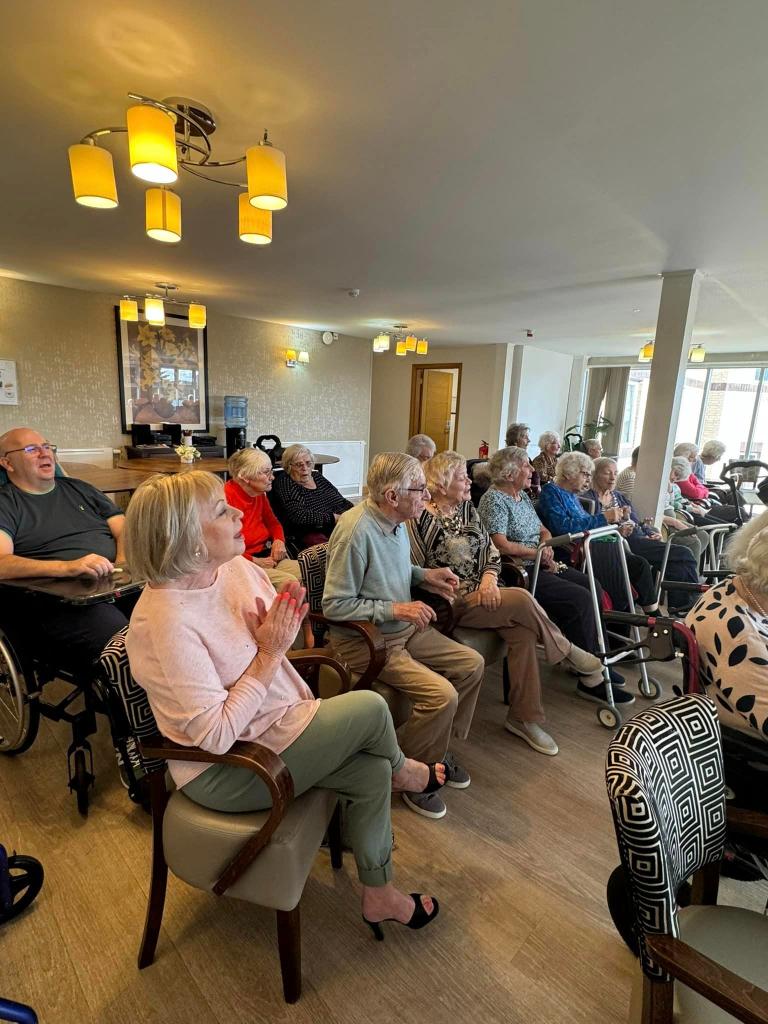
[401, 790, 447, 819]
[504, 720, 559, 756]
[442, 753, 471, 789]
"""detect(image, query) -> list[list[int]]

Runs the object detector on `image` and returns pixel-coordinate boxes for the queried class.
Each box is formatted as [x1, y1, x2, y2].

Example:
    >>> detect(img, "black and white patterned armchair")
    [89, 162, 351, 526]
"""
[606, 693, 768, 1023]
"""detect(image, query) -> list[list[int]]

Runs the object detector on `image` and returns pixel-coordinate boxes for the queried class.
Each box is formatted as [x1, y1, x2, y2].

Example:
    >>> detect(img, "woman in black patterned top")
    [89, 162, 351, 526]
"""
[406, 452, 604, 757]
[270, 444, 353, 550]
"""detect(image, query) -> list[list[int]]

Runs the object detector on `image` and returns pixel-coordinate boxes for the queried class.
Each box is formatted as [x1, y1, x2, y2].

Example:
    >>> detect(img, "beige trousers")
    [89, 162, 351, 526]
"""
[264, 559, 302, 588]
[331, 624, 485, 763]
[453, 588, 571, 724]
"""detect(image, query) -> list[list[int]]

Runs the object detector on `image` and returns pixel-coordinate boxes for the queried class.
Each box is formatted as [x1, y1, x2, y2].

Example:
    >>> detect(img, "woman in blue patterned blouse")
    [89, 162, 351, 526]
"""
[407, 452, 609, 757]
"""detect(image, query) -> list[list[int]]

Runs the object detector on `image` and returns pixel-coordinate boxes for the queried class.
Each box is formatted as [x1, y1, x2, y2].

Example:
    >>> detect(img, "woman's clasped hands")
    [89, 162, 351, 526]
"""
[250, 580, 310, 659]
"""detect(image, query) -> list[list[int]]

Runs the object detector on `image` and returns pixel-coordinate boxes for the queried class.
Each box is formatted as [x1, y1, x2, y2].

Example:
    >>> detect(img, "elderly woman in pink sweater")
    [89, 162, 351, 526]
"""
[124, 470, 442, 938]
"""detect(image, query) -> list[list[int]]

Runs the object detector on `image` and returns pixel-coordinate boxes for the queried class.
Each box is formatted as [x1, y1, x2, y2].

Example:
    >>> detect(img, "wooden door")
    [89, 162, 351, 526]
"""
[420, 369, 453, 450]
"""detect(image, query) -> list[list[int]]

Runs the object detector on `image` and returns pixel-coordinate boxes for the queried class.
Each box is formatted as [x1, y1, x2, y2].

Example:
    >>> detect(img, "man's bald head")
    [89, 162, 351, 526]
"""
[0, 427, 57, 494]
[0, 427, 45, 458]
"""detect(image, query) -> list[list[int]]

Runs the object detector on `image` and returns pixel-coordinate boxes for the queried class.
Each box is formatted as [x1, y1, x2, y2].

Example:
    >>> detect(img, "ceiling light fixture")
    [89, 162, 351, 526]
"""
[372, 333, 391, 353]
[68, 93, 288, 244]
[374, 325, 429, 357]
[117, 282, 207, 330]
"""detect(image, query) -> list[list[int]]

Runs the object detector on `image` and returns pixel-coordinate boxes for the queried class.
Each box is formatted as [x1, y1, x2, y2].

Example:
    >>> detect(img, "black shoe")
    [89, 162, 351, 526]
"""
[363, 893, 440, 940]
[608, 668, 626, 687]
[577, 681, 635, 705]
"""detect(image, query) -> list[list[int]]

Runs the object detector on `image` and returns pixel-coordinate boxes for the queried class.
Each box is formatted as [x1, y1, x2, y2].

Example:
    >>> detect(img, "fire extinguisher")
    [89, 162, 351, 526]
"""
[478, 440, 489, 459]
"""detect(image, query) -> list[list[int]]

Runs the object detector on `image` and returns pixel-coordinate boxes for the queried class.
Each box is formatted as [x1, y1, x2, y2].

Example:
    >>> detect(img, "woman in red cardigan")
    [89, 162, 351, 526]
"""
[224, 447, 302, 587]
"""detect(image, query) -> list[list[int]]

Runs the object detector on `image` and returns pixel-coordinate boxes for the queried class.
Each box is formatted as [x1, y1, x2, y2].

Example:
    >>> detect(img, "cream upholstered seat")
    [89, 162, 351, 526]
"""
[99, 630, 346, 1005]
[606, 693, 768, 1024]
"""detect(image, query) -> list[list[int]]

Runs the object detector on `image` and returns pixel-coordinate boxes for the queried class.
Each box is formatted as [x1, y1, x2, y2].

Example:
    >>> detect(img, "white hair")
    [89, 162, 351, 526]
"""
[727, 513, 768, 594]
[670, 456, 691, 480]
[538, 430, 561, 449]
[367, 452, 422, 503]
[592, 456, 617, 478]
[555, 450, 593, 485]
[406, 434, 436, 459]
[674, 442, 699, 459]
[227, 447, 272, 479]
[282, 444, 315, 473]
[488, 446, 529, 485]
[701, 440, 726, 460]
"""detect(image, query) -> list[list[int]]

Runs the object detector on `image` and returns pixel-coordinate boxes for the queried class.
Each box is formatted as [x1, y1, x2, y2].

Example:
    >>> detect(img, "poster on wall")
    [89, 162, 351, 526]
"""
[115, 309, 209, 432]
[0, 359, 19, 405]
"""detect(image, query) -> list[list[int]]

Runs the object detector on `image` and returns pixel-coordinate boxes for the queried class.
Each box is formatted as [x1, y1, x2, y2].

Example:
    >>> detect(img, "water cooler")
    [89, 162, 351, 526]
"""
[224, 395, 248, 456]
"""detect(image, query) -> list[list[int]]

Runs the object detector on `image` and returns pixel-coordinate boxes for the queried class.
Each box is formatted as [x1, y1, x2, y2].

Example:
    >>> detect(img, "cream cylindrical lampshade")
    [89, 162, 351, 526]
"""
[689, 345, 706, 363]
[238, 193, 272, 244]
[298, 351, 310, 364]
[188, 303, 207, 329]
[68, 144, 118, 208]
[146, 188, 181, 243]
[127, 104, 178, 184]
[119, 297, 138, 321]
[144, 297, 165, 325]
[246, 143, 287, 211]
[405, 335, 417, 352]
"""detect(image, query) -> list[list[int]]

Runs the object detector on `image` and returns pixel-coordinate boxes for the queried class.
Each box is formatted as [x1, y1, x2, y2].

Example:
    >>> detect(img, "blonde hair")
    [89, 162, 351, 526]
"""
[555, 450, 593, 485]
[727, 513, 768, 594]
[124, 471, 223, 584]
[488, 446, 528, 485]
[282, 444, 314, 473]
[367, 452, 422, 503]
[227, 447, 272, 480]
[424, 451, 465, 494]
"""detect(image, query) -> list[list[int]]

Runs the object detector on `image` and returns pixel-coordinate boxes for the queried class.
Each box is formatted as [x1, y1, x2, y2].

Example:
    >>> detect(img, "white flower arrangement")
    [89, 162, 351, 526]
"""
[174, 444, 201, 462]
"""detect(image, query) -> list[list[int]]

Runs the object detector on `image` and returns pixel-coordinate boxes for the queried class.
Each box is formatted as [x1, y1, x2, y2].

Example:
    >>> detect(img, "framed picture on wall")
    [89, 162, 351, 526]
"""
[114, 308, 210, 432]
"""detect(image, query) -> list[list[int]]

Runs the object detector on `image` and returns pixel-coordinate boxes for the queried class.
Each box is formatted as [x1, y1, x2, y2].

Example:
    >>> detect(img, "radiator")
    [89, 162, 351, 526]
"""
[285, 440, 366, 497]
[57, 447, 115, 469]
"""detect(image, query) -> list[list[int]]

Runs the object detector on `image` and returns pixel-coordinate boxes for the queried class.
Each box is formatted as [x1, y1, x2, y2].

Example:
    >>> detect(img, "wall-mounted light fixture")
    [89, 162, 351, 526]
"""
[298, 351, 310, 364]
[285, 349, 298, 367]
[688, 345, 706, 363]
[638, 340, 654, 362]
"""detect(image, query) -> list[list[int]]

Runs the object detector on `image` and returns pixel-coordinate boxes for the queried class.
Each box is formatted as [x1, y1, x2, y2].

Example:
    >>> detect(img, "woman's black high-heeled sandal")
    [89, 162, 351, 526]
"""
[363, 893, 440, 941]
[424, 762, 447, 793]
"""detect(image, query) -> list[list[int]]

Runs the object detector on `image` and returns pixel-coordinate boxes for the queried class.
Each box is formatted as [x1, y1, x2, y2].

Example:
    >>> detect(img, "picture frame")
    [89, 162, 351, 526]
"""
[115, 308, 210, 432]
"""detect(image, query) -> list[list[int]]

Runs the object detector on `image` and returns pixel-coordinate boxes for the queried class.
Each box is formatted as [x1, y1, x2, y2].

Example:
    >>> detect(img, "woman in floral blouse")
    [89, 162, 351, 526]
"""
[407, 451, 605, 757]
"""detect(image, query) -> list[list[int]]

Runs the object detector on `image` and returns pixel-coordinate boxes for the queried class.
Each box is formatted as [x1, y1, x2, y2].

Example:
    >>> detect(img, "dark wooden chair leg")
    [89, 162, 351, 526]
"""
[138, 772, 170, 969]
[502, 659, 510, 705]
[328, 803, 344, 870]
[642, 974, 674, 1024]
[276, 905, 302, 1003]
[690, 860, 720, 906]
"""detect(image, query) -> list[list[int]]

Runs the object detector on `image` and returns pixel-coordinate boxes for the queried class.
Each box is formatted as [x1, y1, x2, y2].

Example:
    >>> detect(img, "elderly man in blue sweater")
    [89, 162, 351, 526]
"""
[323, 452, 484, 820]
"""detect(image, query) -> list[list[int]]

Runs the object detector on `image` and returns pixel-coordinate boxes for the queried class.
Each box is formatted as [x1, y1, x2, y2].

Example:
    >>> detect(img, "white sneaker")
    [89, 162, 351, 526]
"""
[504, 720, 559, 756]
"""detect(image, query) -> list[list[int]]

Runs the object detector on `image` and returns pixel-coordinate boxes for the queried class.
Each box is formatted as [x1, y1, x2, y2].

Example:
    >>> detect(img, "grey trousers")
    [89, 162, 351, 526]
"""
[183, 690, 405, 886]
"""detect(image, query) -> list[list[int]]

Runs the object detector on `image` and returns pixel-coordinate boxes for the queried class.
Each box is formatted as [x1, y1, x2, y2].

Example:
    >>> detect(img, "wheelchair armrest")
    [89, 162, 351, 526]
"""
[138, 735, 294, 896]
[308, 613, 387, 690]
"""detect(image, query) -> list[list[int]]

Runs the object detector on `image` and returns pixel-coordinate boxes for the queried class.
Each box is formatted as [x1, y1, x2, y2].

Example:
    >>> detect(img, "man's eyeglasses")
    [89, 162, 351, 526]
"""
[403, 484, 429, 495]
[2, 443, 58, 458]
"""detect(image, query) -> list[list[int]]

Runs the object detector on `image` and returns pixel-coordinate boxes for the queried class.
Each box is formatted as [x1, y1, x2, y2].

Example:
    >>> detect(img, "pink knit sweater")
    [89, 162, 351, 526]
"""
[125, 556, 320, 787]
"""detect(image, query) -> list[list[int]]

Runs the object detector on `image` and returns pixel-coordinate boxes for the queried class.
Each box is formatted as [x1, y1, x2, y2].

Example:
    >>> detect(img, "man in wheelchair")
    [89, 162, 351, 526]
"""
[0, 427, 135, 674]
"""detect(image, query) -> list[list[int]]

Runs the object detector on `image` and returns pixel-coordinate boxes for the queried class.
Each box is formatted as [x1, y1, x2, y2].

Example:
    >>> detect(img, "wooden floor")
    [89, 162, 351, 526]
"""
[1, 659, 766, 1024]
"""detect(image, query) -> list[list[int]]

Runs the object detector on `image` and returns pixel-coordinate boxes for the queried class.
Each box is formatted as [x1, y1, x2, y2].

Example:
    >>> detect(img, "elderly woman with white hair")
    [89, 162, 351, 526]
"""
[583, 438, 603, 460]
[686, 512, 768, 743]
[224, 448, 300, 584]
[537, 451, 659, 614]
[406, 434, 437, 463]
[408, 451, 609, 756]
[584, 456, 700, 613]
[669, 455, 739, 526]
[124, 470, 444, 936]
[270, 444, 353, 550]
[531, 431, 561, 485]
[504, 422, 541, 498]
[477, 446, 629, 701]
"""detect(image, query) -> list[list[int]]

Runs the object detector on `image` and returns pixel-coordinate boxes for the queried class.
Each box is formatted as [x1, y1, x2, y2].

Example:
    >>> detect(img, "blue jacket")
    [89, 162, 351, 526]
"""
[537, 482, 607, 537]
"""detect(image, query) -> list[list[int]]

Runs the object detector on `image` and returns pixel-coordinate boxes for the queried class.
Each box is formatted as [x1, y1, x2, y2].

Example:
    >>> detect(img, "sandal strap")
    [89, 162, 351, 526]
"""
[424, 761, 446, 793]
[407, 893, 440, 929]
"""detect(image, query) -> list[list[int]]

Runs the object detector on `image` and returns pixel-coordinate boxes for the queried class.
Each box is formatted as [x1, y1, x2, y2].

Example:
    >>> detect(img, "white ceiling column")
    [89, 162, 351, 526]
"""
[633, 270, 702, 524]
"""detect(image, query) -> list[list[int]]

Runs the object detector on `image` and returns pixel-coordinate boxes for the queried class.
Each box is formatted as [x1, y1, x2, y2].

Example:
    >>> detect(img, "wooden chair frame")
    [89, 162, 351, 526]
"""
[135, 648, 349, 1004]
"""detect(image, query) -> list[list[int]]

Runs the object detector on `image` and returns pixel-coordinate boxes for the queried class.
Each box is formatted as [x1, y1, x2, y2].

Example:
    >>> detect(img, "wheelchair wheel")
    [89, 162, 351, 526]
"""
[597, 705, 622, 730]
[0, 854, 44, 924]
[641, 677, 663, 700]
[0, 631, 39, 756]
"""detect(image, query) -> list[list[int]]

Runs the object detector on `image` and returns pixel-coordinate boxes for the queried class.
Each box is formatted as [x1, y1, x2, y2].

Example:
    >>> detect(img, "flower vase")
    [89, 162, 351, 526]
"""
[179, 454, 194, 464]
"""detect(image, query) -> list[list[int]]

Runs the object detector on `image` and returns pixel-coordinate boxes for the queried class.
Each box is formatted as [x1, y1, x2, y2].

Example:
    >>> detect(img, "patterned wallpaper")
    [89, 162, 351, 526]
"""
[0, 277, 372, 449]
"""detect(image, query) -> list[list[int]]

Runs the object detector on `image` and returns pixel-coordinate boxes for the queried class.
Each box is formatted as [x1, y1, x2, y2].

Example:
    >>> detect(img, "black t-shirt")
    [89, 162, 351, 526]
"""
[0, 478, 121, 562]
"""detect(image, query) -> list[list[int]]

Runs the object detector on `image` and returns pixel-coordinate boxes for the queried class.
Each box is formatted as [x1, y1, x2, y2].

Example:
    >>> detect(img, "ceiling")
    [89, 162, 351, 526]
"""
[2, 0, 768, 355]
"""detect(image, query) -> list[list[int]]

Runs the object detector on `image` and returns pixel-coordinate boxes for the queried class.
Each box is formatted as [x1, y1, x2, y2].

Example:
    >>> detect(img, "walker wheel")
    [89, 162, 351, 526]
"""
[642, 678, 663, 699]
[597, 705, 622, 730]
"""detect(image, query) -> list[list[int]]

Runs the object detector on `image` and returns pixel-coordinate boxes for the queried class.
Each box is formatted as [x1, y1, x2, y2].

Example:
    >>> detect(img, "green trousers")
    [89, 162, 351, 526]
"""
[182, 690, 405, 886]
